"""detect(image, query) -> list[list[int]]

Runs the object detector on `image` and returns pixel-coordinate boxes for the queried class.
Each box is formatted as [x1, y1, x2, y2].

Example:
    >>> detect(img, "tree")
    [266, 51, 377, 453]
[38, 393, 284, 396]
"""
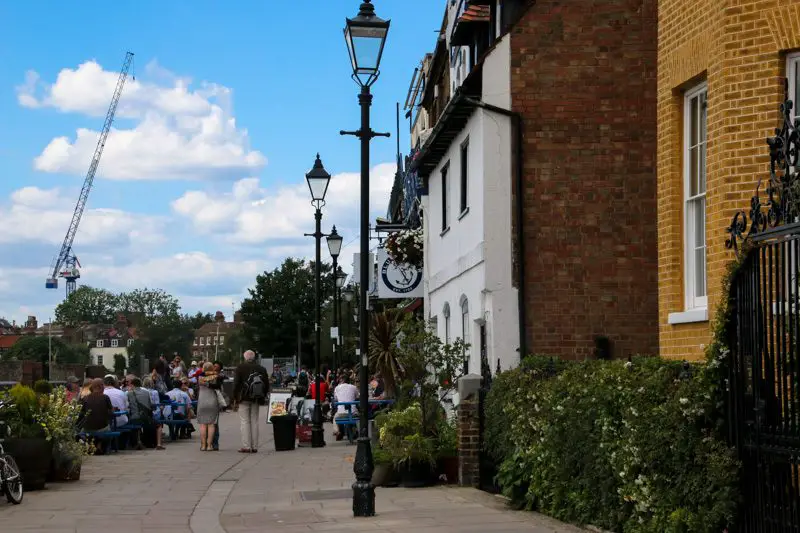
[240, 257, 333, 363]
[113, 354, 126, 375]
[127, 315, 195, 366]
[186, 312, 213, 330]
[215, 328, 246, 367]
[2, 336, 89, 365]
[118, 288, 181, 326]
[54, 286, 119, 326]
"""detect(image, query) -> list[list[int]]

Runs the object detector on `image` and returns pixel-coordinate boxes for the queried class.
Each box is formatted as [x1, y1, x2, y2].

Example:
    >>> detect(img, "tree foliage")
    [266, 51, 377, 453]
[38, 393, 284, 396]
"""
[186, 312, 214, 330]
[240, 257, 334, 363]
[55, 286, 118, 326]
[2, 335, 89, 365]
[118, 288, 181, 326]
[127, 315, 195, 365]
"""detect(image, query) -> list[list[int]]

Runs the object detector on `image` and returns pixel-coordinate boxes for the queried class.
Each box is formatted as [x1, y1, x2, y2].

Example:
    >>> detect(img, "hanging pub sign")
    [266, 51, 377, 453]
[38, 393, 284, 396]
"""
[377, 248, 423, 299]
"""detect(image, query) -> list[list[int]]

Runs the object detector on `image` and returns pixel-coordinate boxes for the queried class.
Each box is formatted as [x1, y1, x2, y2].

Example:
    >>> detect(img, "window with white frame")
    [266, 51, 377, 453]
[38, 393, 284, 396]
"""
[127, 338, 134, 347]
[443, 303, 451, 344]
[111, 339, 119, 348]
[96, 340, 103, 348]
[219, 335, 225, 345]
[206, 336, 211, 345]
[460, 138, 469, 214]
[200, 337, 205, 346]
[441, 162, 451, 232]
[97, 355, 103, 366]
[460, 297, 470, 371]
[788, 53, 800, 119]
[684, 83, 708, 310]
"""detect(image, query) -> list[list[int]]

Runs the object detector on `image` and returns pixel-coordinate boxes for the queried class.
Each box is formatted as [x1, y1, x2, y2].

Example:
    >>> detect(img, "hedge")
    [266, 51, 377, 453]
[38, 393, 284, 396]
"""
[484, 355, 739, 532]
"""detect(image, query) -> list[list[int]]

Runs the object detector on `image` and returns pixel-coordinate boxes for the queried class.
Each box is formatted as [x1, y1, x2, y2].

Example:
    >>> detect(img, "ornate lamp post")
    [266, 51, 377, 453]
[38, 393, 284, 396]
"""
[326, 226, 344, 370]
[342, 285, 355, 365]
[304, 154, 332, 449]
[335, 269, 348, 368]
[340, 0, 390, 517]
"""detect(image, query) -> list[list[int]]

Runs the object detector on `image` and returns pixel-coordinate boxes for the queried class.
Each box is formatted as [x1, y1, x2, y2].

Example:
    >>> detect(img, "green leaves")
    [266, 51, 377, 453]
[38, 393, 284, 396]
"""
[486, 356, 739, 532]
[2, 335, 89, 365]
[55, 286, 181, 327]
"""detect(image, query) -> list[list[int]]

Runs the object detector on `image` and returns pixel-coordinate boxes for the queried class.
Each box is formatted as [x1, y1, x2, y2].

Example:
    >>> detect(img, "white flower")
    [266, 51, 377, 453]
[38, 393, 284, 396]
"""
[679, 397, 689, 405]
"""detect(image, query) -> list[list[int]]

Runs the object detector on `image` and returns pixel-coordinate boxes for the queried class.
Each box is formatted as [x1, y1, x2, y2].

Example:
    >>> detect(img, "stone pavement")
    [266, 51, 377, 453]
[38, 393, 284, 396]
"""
[0, 409, 586, 533]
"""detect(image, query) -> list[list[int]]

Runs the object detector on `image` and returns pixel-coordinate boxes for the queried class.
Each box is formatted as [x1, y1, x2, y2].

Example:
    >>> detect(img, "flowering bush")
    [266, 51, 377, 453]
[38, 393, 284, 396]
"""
[486, 356, 739, 532]
[35, 387, 93, 465]
[384, 227, 423, 268]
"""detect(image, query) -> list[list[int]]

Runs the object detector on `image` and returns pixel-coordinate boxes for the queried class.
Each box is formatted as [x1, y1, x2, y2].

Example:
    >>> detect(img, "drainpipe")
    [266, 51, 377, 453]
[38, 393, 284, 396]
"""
[462, 97, 527, 362]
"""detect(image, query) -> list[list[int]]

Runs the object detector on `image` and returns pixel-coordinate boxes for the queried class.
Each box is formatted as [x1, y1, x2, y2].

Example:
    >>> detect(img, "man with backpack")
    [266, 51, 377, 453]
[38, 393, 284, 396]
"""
[233, 350, 270, 453]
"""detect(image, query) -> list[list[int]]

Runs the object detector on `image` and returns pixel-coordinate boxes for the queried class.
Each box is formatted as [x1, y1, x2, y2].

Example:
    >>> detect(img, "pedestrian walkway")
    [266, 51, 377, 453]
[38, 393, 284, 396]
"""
[0, 410, 585, 533]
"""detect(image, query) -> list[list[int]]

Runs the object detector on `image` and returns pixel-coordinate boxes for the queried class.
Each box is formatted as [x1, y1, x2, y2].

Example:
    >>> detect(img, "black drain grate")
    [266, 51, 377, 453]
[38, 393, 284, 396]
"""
[299, 489, 352, 501]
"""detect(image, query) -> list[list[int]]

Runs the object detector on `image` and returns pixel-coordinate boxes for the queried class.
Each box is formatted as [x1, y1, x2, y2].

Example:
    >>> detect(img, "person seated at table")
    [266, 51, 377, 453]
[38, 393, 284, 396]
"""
[78, 379, 114, 454]
[332, 375, 359, 440]
[167, 379, 194, 439]
[308, 373, 330, 417]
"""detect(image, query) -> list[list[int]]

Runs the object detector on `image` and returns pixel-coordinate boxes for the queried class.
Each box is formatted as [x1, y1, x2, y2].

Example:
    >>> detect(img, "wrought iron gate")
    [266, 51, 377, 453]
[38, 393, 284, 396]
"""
[726, 85, 800, 531]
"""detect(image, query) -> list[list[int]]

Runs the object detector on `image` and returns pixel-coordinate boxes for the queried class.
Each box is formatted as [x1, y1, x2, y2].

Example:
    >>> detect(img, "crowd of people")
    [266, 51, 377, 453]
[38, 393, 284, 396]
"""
[63, 350, 274, 454]
[60, 351, 394, 454]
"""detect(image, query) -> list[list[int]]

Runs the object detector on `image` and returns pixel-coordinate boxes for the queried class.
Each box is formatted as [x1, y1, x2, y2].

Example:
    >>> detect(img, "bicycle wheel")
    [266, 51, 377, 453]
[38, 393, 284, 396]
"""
[1, 454, 23, 504]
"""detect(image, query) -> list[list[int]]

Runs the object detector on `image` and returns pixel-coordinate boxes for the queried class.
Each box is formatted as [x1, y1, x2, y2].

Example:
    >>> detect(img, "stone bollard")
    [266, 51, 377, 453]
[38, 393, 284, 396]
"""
[457, 373, 482, 488]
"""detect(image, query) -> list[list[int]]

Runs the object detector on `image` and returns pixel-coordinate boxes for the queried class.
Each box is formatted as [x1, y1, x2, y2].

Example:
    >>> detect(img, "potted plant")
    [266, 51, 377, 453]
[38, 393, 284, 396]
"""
[40, 387, 93, 481]
[379, 403, 437, 487]
[0, 384, 53, 490]
[371, 446, 399, 487]
[384, 227, 423, 268]
[435, 417, 458, 484]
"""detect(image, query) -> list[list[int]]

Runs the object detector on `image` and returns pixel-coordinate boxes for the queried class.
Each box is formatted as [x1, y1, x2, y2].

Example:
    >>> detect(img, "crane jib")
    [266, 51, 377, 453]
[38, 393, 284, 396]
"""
[45, 51, 134, 297]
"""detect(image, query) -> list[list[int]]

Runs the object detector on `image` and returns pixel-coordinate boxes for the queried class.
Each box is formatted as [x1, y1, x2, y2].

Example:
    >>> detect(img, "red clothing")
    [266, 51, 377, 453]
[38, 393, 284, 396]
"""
[309, 381, 328, 400]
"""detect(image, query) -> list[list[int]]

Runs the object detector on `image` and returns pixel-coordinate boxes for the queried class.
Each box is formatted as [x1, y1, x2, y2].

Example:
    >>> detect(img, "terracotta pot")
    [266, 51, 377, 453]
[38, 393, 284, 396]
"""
[4, 437, 53, 490]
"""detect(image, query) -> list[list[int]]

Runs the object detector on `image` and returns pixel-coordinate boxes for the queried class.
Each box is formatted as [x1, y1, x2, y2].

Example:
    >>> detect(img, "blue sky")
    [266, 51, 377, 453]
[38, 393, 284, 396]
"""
[0, 1, 444, 325]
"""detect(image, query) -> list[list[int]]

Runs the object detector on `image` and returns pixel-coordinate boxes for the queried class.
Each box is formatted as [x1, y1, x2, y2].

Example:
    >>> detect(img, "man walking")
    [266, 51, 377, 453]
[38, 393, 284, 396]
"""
[233, 350, 269, 453]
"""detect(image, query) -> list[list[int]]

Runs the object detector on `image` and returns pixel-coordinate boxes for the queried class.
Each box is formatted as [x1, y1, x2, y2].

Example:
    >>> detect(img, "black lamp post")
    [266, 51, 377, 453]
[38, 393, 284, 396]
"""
[326, 226, 344, 371]
[342, 285, 355, 365]
[341, 0, 390, 517]
[304, 153, 332, 449]
[335, 269, 347, 368]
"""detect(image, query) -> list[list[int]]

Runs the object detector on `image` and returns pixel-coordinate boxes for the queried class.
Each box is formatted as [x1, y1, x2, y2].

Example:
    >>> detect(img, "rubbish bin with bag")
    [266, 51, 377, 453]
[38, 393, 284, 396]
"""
[271, 414, 298, 451]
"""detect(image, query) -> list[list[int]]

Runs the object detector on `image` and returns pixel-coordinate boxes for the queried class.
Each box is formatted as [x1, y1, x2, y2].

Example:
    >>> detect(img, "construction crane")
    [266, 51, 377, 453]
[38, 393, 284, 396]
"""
[45, 51, 134, 299]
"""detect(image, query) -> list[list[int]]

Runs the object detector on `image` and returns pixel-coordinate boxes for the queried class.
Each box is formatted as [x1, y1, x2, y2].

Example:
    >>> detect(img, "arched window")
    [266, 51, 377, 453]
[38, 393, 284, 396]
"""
[443, 303, 451, 344]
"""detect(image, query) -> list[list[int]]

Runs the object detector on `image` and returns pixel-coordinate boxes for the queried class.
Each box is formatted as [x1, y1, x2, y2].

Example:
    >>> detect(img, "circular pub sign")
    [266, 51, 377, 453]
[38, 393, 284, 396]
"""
[380, 257, 422, 294]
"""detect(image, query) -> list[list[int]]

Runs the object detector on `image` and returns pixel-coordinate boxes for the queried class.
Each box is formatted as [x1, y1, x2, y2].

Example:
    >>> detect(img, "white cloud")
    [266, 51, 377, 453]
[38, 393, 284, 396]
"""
[0, 185, 164, 248]
[172, 162, 397, 243]
[18, 59, 266, 181]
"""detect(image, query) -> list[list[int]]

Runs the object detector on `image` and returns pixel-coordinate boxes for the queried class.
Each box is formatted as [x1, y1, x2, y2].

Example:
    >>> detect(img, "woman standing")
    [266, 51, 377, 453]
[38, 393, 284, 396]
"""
[196, 362, 220, 451]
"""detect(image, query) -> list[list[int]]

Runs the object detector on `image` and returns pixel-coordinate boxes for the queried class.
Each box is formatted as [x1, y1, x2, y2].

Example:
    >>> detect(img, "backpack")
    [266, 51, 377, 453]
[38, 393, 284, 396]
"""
[244, 371, 267, 401]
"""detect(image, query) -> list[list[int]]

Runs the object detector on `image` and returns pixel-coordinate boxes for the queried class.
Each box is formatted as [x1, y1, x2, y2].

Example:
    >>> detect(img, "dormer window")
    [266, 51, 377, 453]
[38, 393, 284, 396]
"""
[111, 339, 119, 348]
[127, 339, 134, 347]
[96, 340, 103, 348]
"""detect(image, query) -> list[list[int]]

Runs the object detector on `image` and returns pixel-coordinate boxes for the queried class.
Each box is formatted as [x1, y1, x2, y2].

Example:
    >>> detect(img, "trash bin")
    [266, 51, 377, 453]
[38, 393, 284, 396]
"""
[272, 414, 298, 451]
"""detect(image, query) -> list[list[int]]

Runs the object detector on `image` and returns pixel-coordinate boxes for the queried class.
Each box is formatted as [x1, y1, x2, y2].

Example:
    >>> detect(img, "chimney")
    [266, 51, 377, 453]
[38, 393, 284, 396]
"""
[215, 311, 225, 323]
[25, 316, 38, 330]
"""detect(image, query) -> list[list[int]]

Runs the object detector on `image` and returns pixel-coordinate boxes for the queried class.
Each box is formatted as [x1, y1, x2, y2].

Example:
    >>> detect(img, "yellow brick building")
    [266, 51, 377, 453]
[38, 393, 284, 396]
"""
[658, 1, 800, 359]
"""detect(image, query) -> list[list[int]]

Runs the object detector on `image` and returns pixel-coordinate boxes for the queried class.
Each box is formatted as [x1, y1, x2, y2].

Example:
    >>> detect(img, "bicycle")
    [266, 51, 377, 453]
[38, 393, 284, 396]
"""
[0, 401, 23, 504]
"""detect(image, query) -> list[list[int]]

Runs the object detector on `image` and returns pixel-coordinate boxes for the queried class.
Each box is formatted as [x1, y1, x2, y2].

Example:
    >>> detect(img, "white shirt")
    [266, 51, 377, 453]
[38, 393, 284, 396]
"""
[167, 388, 191, 416]
[103, 387, 129, 427]
[333, 383, 358, 414]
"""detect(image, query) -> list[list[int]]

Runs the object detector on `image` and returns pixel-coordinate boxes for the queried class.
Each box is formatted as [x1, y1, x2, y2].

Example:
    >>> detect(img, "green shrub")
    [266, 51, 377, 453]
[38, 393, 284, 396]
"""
[1, 384, 45, 438]
[486, 356, 739, 532]
[34, 379, 53, 395]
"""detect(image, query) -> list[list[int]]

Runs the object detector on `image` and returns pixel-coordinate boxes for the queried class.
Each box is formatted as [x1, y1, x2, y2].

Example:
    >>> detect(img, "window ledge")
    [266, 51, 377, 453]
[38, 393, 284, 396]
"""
[667, 308, 708, 325]
[440, 226, 451, 237]
[458, 207, 470, 220]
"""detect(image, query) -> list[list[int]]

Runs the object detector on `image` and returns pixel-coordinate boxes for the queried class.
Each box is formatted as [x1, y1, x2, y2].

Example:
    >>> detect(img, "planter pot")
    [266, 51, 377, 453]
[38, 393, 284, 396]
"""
[51, 458, 82, 482]
[372, 463, 400, 487]
[4, 437, 53, 490]
[438, 456, 459, 485]
[399, 461, 436, 488]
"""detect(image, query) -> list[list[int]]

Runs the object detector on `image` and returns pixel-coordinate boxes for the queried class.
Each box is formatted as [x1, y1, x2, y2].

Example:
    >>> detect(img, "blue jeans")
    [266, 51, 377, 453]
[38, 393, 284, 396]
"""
[212, 423, 219, 449]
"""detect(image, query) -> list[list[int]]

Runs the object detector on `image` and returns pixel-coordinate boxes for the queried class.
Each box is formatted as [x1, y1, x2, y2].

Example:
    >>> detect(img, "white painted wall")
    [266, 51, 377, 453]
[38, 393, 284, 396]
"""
[90, 347, 129, 369]
[422, 34, 518, 375]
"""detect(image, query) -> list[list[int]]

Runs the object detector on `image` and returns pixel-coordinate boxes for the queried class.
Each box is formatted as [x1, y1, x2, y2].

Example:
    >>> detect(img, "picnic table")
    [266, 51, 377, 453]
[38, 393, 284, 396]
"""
[331, 400, 394, 444]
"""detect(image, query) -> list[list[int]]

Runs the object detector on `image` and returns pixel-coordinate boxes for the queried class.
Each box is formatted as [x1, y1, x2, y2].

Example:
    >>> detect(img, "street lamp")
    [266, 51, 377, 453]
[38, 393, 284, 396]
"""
[304, 153, 332, 449]
[327, 226, 343, 371]
[341, 0, 390, 518]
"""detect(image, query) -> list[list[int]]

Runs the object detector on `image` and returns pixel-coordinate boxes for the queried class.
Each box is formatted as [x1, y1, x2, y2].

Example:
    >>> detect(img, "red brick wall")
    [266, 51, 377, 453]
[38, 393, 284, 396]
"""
[510, 0, 659, 359]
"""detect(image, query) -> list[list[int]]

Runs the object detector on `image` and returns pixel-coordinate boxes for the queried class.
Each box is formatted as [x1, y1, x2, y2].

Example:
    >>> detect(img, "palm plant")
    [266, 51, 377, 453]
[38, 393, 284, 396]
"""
[368, 310, 404, 396]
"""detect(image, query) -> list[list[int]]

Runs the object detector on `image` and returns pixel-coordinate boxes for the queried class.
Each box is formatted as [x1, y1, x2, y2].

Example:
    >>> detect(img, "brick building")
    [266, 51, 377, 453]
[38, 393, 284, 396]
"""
[192, 311, 242, 361]
[657, 0, 800, 359]
[411, 0, 659, 363]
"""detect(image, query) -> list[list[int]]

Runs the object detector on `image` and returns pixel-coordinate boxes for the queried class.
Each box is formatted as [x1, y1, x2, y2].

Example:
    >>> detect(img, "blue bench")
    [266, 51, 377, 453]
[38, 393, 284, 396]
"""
[332, 403, 359, 444]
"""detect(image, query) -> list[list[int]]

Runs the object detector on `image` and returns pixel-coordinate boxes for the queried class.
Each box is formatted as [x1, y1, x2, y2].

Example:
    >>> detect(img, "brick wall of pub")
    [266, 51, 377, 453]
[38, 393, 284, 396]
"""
[657, 0, 800, 360]
[509, 0, 659, 359]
